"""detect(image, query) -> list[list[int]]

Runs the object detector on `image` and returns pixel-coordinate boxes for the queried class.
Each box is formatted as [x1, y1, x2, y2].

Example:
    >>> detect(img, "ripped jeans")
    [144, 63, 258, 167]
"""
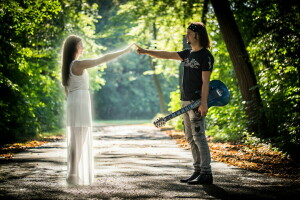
[182, 101, 212, 174]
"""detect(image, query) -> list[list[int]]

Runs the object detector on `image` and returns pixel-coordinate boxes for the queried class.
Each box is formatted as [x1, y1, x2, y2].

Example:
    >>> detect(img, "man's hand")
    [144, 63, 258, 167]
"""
[134, 43, 182, 60]
[198, 103, 208, 117]
[134, 43, 147, 55]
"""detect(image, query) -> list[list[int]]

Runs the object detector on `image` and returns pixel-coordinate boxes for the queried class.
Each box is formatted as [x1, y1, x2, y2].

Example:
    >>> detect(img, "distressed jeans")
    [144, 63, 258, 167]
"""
[182, 101, 212, 174]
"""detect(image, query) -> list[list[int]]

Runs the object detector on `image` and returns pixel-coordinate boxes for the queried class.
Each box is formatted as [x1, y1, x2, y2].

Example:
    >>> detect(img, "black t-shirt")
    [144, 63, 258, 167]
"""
[177, 48, 214, 101]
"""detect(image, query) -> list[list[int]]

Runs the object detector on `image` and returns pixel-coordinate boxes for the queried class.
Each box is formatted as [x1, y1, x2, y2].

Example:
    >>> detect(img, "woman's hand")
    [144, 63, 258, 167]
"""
[123, 43, 134, 54]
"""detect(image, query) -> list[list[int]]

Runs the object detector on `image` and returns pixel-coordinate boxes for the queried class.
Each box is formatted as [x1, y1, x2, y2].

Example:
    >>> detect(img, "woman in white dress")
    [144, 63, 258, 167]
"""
[61, 35, 133, 185]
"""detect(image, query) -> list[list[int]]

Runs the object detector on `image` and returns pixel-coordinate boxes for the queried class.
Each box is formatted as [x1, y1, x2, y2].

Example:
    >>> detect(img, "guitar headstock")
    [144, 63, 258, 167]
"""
[153, 117, 166, 128]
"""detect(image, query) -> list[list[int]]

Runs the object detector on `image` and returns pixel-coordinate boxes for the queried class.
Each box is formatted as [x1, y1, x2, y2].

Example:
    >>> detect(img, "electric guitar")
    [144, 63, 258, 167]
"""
[153, 80, 230, 128]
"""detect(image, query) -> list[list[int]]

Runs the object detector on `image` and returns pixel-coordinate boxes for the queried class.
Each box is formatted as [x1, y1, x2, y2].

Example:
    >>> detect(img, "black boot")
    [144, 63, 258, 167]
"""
[180, 172, 201, 183]
[188, 174, 213, 185]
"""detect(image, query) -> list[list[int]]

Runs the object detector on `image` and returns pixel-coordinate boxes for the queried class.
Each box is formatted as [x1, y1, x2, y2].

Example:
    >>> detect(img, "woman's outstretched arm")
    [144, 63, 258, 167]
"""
[72, 44, 133, 75]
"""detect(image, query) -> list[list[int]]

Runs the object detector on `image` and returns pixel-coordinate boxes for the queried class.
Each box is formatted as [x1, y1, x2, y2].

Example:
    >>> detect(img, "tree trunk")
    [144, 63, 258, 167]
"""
[210, 0, 268, 135]
[297, 46, 300, 88]
[179, 36, 190, 90]
[202, 0, 209, 24]
[151, 22, 167, 114]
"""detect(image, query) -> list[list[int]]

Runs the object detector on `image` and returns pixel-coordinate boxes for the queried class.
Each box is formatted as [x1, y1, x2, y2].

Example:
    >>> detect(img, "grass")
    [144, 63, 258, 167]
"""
[93, 119, 152, 126]
[37, 128, 65, 139]
[39, 119, 153, 138]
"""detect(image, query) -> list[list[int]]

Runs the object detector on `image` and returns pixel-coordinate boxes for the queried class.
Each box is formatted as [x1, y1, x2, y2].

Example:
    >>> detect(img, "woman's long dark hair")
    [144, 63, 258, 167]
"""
[61, 35, 82, 86]
[193, 22, 211, 49]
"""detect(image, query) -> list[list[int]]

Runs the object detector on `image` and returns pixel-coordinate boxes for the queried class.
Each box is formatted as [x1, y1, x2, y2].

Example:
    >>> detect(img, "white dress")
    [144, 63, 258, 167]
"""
[66, 61, 94, 185]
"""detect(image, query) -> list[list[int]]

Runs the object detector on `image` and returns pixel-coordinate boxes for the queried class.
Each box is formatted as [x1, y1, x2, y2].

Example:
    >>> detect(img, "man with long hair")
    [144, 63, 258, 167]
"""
[135, 22, 214, 184]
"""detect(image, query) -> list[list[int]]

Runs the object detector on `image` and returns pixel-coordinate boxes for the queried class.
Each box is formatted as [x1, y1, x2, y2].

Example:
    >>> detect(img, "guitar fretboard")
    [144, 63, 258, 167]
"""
[164, 99, 201, 121]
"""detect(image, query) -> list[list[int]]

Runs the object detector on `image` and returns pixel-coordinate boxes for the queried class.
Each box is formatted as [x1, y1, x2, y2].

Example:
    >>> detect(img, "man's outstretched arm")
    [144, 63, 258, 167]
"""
[135, 43, 182, 61]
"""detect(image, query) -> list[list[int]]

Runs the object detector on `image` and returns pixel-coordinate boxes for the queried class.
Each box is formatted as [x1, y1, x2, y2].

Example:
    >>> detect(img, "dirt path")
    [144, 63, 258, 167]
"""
[0, 125, 298, 199]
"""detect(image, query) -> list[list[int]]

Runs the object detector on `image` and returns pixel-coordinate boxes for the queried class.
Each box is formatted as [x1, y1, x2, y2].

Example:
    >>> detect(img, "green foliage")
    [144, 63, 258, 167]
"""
[203, 9, 248, 143]
[0, 0, 62, 143]
[91, 0, 178, 120]
[0, 0, 102, 144]
[231, 0, 300, 161]
[93, 53, 165, 119]
[167, 88, 183, 130]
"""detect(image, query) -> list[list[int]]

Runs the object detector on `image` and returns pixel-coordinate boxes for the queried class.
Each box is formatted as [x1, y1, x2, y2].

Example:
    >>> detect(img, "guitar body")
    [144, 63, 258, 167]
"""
[153, 80, 230, 128]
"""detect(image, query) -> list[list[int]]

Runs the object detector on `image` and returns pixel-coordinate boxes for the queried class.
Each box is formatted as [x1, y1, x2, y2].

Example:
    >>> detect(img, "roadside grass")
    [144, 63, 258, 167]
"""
[93, 119, 152, 126]
[37, 128, 65, 139]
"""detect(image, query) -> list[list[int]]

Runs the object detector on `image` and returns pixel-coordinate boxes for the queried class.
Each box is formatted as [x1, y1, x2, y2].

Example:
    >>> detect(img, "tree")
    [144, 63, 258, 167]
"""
[150, 22, 167, 114]
[229, 0, 300, 161]
[210, 0, 268, 136]
[0, 0, 101, 144]
[91, 0, 183, 119]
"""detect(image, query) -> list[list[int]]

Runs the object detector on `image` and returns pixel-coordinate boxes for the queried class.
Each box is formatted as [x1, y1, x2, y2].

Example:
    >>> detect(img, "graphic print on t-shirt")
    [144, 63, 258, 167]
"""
[177, 48, 214, 101]
[183, 58, 200, 69]
[208, 56, 212, 70]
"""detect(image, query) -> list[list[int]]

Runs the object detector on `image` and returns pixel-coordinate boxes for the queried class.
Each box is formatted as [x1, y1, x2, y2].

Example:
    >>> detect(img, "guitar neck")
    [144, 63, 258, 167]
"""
[163, 99, 200, 122]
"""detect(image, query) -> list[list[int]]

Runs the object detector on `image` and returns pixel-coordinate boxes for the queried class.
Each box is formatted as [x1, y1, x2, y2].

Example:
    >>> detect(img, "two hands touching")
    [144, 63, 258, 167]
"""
[123, 43, 147, 55]
[134, 43, 147, 55]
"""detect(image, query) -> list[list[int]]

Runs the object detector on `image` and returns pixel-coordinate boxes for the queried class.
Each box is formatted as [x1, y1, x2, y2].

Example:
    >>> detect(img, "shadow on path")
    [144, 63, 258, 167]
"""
[0, 125, 299, 199]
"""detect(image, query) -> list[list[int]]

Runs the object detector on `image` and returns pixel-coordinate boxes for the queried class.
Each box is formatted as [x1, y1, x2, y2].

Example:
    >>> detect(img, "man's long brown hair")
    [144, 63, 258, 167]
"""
[193, 22, 211, 49]
[61, 35, 82, 86]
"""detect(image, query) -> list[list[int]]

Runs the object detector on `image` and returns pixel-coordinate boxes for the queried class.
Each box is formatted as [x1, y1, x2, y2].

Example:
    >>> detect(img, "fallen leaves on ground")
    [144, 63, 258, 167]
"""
[0, 136, 63, 159]
[164, 129, 300, 180]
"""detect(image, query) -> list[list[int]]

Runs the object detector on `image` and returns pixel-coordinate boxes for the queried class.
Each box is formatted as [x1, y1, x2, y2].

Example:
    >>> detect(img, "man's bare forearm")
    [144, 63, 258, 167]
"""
[144, 49, 181, 60]
[201, 82, 209, 104]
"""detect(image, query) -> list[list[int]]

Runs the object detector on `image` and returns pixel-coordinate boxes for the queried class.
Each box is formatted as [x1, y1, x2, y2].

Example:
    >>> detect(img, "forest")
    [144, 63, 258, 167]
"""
[0, 0, 299, 162]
